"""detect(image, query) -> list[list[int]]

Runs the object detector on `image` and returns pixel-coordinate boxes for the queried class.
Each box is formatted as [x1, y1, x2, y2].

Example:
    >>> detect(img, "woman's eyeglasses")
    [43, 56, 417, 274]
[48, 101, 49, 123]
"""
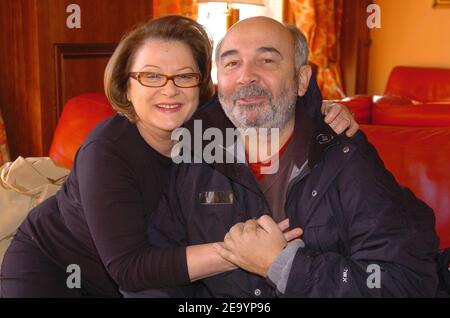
[129, 72, 201, 88]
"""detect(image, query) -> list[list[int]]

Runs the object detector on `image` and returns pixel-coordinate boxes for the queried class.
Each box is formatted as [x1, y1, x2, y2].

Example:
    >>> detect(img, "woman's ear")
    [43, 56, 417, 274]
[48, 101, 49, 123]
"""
[297, 65, 312, 97]
[126, 83, 132, 104]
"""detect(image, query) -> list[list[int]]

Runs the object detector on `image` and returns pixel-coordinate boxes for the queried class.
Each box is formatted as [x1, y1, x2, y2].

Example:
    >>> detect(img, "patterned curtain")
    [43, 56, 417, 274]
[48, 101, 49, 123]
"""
[153, 0, 198, 18]
[0, 111, 10, 166]
[289, 0, 344, 99]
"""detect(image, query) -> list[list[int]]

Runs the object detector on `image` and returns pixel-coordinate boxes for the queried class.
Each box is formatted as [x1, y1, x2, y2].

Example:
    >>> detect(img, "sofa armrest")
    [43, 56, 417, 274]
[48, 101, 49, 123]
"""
[361, 124, 450, 249]
[329, 95, 373, 124]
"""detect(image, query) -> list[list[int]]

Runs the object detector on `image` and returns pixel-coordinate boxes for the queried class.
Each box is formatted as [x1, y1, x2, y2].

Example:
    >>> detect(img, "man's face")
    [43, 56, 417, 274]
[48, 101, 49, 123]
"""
[217, 18, 302, 130]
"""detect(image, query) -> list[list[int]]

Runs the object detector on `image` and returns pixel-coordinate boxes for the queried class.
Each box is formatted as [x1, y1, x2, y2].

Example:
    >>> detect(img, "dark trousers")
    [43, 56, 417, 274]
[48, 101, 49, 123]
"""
[0, 227, 84, 298]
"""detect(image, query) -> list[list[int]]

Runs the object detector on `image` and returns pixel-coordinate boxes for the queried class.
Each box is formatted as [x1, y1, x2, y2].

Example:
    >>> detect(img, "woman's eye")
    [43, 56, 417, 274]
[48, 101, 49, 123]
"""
[177, 74, 193, 79]
[146, 73, 161, 80]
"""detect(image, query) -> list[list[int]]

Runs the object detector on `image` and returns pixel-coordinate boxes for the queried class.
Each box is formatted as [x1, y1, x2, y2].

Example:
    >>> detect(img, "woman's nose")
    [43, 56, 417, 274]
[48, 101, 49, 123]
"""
[160, 78, 180, 96]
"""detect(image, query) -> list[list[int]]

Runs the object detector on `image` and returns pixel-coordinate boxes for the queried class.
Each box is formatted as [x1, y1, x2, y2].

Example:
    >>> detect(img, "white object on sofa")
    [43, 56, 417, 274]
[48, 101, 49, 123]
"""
[0, 156, 69, 267]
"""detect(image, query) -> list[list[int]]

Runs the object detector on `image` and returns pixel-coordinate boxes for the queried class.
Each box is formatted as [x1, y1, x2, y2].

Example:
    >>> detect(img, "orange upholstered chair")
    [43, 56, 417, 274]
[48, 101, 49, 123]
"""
[49, 93, 116, 169]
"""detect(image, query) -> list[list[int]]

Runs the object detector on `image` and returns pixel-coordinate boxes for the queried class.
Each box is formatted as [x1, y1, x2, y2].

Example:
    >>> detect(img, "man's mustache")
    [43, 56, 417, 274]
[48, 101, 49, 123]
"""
[232, 84, 272, 102]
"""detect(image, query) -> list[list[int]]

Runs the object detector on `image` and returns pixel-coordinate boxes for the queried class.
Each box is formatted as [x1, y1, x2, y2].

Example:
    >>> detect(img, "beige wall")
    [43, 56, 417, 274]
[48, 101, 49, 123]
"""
[368, 0, 450, 95]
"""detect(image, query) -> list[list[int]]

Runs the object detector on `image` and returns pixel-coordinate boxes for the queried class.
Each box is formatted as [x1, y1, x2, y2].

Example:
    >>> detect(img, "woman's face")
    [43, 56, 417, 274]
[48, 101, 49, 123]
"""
[127, 39, 200, 135]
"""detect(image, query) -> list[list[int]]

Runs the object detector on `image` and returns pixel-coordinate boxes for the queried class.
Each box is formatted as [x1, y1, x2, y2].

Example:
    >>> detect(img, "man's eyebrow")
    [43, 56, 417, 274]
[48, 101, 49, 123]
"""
[256, 47, 282, 57]
[219, 47, 282, 60]
[219, 49, 238, 60]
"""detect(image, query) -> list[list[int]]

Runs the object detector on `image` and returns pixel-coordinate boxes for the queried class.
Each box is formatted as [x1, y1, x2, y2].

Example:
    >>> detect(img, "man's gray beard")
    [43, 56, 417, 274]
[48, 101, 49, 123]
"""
[218, 81, 298, 130]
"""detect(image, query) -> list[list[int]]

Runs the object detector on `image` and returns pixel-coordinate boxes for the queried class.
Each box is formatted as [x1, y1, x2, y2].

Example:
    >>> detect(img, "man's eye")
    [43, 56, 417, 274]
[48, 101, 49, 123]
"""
[262, 58, 275, 64]
[224, 61, 238, 68]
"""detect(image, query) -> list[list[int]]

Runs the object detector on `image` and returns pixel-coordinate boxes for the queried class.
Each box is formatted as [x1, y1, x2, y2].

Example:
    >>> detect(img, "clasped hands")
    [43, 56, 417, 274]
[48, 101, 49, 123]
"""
[214, 215, 303, 278]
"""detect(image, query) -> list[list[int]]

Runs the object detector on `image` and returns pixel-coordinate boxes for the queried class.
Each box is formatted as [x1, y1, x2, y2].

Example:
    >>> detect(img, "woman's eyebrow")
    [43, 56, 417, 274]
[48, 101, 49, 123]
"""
[175, 66, 196, 72]
[140, 64, 160, 70]
[139, 65, 196, 72]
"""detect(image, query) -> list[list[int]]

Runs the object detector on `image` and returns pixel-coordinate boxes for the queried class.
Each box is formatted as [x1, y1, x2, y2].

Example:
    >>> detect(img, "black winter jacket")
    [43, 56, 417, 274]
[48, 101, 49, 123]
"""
[148, 80, 439, 298]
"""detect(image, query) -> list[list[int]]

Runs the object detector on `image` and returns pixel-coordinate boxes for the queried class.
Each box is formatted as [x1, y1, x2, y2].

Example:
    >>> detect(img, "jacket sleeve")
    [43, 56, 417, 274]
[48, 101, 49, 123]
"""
[146, 165, 188, 247]
[282, 133, 440, 297]
[76, 140, 189, 292]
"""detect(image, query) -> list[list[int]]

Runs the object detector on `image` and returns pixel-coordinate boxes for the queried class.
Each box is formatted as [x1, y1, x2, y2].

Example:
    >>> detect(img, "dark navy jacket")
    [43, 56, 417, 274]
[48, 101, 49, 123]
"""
[148, 80, 439, 298]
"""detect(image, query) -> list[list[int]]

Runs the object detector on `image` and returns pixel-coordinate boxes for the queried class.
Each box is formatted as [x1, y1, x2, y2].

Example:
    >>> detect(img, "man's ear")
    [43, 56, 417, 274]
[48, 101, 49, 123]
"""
[297, 65, 312, 97]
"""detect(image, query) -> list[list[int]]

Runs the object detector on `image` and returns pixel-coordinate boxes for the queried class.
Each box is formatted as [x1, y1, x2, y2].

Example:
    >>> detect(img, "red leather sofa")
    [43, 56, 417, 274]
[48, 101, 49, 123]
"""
[50, 88, 450, 249]
[337, 66, 450, 249]
[341, 66, 450, 126]
[372, 66, 450, 127]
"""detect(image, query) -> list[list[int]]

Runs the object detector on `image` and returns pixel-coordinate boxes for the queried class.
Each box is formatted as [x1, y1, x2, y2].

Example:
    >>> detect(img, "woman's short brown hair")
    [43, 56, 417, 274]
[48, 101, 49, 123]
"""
[104, 15, 214, 122]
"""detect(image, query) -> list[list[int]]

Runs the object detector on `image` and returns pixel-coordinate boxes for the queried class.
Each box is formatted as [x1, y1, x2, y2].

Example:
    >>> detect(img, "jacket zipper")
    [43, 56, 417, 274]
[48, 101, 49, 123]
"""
[284, 160, 311, 215]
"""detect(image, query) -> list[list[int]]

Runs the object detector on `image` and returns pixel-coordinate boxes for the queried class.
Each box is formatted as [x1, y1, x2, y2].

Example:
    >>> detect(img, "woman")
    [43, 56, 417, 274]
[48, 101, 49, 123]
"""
[0, 15, 357, 297]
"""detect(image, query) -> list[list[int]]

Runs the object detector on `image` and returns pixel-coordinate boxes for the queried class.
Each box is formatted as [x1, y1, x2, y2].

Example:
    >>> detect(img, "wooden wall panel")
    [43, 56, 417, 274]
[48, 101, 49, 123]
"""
[0, 0, 153, 159]
[0, 0, 43, 160]
[55, 44, 116, 118]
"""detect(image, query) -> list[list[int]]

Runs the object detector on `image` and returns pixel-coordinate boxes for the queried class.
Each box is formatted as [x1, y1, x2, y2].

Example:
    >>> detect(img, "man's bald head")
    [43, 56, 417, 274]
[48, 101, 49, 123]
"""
[227, 16, 285, 34]
[215, 17, 309, 73]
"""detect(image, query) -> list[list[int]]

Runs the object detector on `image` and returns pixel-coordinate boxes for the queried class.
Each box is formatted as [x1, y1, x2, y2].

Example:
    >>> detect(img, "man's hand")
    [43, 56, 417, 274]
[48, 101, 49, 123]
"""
[214, 215, 303, 277]
[321, 101, 359, 137]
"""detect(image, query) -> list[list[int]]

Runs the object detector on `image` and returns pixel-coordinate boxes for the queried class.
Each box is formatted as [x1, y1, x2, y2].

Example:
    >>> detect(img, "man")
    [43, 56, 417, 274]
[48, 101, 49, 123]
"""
[148, 17, 439, 297]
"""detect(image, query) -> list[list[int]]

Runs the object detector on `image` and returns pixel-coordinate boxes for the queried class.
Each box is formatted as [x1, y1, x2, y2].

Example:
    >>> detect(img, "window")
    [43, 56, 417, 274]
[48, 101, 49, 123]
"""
[197, 1, 283, 83]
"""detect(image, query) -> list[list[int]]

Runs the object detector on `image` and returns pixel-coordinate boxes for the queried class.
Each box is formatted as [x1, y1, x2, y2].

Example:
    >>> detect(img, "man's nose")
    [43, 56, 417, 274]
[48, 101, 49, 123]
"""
[160, 79, 180, 96]
[237, 63, 259, 85]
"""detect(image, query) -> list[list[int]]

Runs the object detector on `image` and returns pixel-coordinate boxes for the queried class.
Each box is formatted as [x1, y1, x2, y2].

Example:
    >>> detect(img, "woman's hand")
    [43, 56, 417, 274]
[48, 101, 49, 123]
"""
[321, 101, 359, 137]
[277, 218, 303, 242]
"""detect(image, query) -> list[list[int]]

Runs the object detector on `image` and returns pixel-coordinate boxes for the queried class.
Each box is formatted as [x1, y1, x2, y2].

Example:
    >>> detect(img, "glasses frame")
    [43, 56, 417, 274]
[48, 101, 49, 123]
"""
[128, 72, 202, 88]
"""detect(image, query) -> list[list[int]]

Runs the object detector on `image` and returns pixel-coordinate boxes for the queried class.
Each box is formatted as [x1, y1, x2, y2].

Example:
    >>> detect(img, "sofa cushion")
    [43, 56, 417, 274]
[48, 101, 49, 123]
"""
[49, 93, 116, 169]
[373, 95, 413, 107]
[385, 66, 450, 102]
[372, 103, 450, 127]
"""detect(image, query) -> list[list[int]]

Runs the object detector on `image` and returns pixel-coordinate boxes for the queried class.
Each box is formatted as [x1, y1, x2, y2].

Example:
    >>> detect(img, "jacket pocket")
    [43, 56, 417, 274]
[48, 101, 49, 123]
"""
[199, 190, 234, 205]
[304, 222, 341, 254]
